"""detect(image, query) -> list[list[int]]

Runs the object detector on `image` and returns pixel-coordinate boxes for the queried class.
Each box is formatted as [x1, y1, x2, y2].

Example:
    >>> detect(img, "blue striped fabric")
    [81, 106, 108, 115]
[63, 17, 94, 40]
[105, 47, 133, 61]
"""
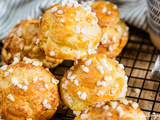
[0, 0, 62, 40]
[148, 0, 160, 37]
[118, 0, 147, 31]
[0, 0, 147, 41]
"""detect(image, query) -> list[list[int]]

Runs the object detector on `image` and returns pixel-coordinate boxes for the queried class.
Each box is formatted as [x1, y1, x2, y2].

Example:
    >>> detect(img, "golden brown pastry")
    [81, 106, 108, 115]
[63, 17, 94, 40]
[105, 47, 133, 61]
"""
[89, 1, 120, 27]
[0, 61, 59, 120]
[1, 19, 63, 68]
[96, 19, 129, 59]
[82, 1, 129, 59]
[39, 0, 101, 60]
[60, 53, 128, 111]
[74, 99, 146, 120]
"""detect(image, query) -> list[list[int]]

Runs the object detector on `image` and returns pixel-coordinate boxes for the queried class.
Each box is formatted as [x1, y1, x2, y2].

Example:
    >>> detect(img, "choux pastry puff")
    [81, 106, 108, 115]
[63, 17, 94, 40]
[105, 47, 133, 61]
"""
[74, 99, 146, 120]
[60, 53, 128, 111]
[82, 1, 129, 58]
[0, 59, 59, 120]
[39, 0, 101, 60]
[1, 19, 63, 68]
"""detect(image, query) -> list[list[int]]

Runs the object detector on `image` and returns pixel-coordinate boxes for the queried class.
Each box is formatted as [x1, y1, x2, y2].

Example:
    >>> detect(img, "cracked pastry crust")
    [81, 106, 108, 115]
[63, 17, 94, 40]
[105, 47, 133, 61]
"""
[1, 19, 63, 68]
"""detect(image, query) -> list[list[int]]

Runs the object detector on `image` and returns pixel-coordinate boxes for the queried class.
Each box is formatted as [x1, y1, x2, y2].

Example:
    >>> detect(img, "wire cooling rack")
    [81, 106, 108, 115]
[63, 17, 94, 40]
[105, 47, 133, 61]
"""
[0, 25, 159, 120]
[49, 25, 160, 120]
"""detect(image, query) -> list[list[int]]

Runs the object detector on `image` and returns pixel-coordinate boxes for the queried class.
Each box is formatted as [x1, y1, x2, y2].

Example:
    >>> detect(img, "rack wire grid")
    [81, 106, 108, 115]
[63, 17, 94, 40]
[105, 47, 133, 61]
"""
[0, 25, 159, 120]
[50, 25, 160, 120]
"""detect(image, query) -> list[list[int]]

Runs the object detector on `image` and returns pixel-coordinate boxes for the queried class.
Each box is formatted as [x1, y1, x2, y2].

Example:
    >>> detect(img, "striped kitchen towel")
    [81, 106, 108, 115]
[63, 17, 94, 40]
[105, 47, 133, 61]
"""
[0, 0, 147, 41]
[117, 0, 148, 31]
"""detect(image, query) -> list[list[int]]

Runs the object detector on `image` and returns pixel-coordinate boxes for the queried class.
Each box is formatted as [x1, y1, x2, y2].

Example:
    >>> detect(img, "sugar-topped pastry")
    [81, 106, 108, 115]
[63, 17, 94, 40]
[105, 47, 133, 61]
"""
[39, 0, 101, 60]
[0, 61, 59, 119]
[60, 53, 127, 111]
[1, 19, 63, 68]
[82, 1, 129, 58]
[74, 99, 146, 120]
[85, 0, 120, 27]
[96, 19, 129, 58]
